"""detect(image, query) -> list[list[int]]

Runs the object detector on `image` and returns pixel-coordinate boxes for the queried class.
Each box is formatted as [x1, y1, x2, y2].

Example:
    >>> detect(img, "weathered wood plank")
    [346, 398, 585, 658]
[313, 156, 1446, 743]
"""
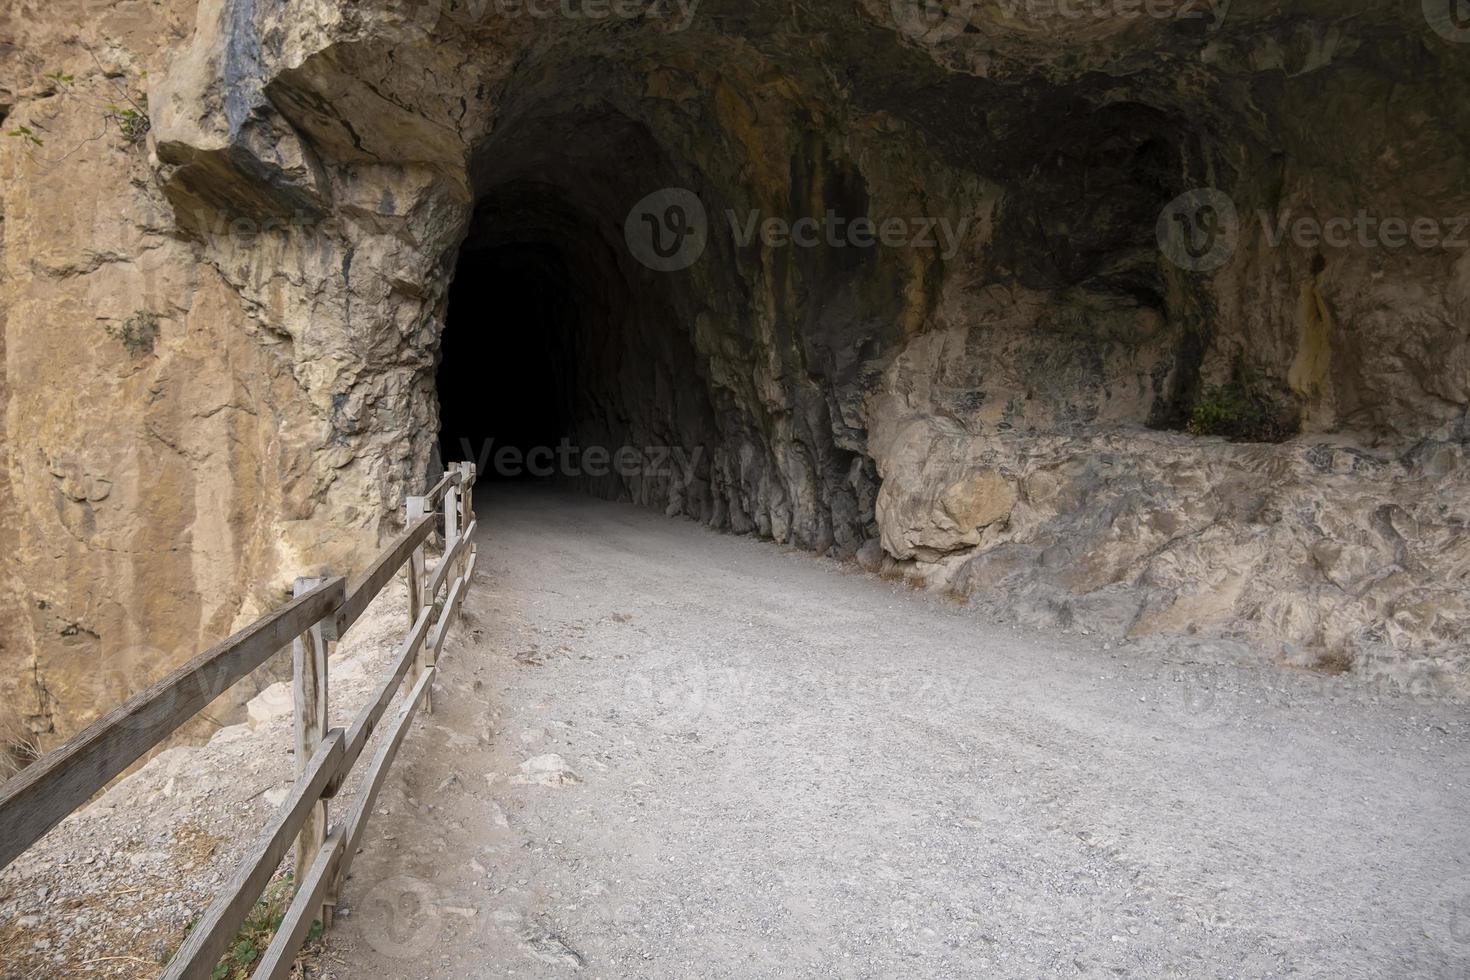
[0, 578, 345, 872]
[425, 563, 471, 667]
[163, 730, 345, 980]
[457, 464, 474, 534]
[455, 463, 474, 593]
[442, 475, 460, 593]
[334, 604, 434, 787]
[333, 513, 435, 639]
[425, 519, 476, 605]
[290, 578, 328, 903]
[338, 669, 434, 886]
[405, 497, 428, 628]
[423, 469, 462, 507]
[405, 498, 429, 700]
[250, 825, 346, 980]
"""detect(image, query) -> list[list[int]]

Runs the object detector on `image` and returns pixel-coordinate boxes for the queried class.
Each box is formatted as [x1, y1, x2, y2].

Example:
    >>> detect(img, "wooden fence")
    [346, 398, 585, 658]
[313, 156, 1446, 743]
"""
[0, 462, 480, 979]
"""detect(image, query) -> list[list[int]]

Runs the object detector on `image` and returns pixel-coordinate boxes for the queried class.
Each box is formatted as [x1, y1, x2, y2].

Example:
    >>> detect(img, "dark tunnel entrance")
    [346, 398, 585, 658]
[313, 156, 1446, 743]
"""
[436, 242, 579, 482]
[432, 103, 732, 508]
[434, 170, 717, 502]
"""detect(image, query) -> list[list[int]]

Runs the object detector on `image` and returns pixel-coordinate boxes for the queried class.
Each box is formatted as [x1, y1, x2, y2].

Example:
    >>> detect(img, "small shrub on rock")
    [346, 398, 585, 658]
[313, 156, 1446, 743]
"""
[1186, 366, 1297, 443]
[105, 310, 160, 357]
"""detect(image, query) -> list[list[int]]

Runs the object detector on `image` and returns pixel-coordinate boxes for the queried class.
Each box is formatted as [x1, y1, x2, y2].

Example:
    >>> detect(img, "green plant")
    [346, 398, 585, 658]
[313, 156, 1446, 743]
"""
[3, 69, 72, 149]
[6, 125, 43, 147]
[171, 874, 324, 979]
[107, 93, 150, 146]
[105, 310, 160, 356]
[1186, 366, 1297, 443]
[8, 59, 150, 163]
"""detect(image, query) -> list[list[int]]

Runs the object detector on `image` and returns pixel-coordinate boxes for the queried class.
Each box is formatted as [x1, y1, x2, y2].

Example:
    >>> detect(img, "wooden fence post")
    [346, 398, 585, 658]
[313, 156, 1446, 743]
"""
[3, 461, 489, 973]
[444, 470, 461, 559]
[405, 496, 428, 629]
[405, 495, 430, 713]
[456, 463, 474, 606]
[291, 576, 330, 926]
[427, 475, 460, 716]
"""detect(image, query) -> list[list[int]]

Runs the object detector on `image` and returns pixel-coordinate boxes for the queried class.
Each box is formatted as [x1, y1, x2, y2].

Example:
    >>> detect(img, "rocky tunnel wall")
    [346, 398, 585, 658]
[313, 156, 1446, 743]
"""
[2, 0, 1468, 752]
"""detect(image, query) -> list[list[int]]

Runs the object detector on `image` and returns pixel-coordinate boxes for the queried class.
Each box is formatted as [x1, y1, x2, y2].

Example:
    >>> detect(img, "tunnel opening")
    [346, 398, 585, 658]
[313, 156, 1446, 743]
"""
[433, 170, 715, 504]
[436, 242, 578, 482]
[430, 98, 888, 556]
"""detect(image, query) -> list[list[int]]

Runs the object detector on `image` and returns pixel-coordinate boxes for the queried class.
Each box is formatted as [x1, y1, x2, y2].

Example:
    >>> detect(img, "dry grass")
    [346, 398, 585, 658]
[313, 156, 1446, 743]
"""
[1313, 649, 1355, 675]
[173, 823, 224, 868]
[877, 565, 927, 591]
[0, 715, 43, 781]
[168, 873, 324, 980]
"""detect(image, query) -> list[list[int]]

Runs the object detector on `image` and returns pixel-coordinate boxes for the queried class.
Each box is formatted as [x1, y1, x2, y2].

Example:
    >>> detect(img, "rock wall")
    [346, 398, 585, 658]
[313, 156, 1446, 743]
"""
[2, 0, 1467, 751]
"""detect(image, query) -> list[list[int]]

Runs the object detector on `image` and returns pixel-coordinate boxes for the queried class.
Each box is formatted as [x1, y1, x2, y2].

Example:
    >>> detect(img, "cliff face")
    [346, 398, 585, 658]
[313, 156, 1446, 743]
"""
[2, 0, 1467, 750]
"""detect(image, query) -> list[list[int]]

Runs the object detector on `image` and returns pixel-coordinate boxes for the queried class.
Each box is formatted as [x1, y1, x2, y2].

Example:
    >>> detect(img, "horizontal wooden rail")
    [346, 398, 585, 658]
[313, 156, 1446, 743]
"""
[253, 826, 346, 980]
[424, 468, 462, 507]
[427, 560, 472, 662]
[333, 514, 435, 639]
[1, 462, 478, 980]
[341, 669, 435, 868]
[0, 577, 346, 871]
[332, 605, 435, 793]
[192, 463, 474, 975]
[426, 518, 477, 603]
[164, 729, 346, 980]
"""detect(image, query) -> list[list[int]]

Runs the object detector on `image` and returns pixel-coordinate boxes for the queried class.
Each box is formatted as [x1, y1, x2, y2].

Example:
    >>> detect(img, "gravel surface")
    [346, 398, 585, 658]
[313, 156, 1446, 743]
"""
[0, 580, 425, 978]
[313, 486, 1470, 979]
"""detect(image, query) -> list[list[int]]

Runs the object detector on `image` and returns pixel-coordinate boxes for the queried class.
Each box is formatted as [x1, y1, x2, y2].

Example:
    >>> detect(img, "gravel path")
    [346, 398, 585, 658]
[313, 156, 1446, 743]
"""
[318, 486, 1470, 980]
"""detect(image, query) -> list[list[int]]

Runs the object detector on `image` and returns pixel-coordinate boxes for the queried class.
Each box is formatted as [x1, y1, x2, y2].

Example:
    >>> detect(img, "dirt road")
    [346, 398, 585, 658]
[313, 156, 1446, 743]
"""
[320, 487, 1470, 979]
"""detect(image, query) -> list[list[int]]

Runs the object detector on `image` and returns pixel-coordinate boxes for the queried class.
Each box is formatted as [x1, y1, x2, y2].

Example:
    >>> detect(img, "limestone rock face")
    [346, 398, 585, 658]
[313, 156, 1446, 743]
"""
[2, 0, 1468, 750]
[874, 424, 1017, 560]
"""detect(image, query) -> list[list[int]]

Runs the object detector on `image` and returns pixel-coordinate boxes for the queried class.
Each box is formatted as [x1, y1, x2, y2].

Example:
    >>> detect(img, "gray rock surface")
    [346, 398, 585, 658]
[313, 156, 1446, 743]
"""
[2, 0, 1468, 753]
